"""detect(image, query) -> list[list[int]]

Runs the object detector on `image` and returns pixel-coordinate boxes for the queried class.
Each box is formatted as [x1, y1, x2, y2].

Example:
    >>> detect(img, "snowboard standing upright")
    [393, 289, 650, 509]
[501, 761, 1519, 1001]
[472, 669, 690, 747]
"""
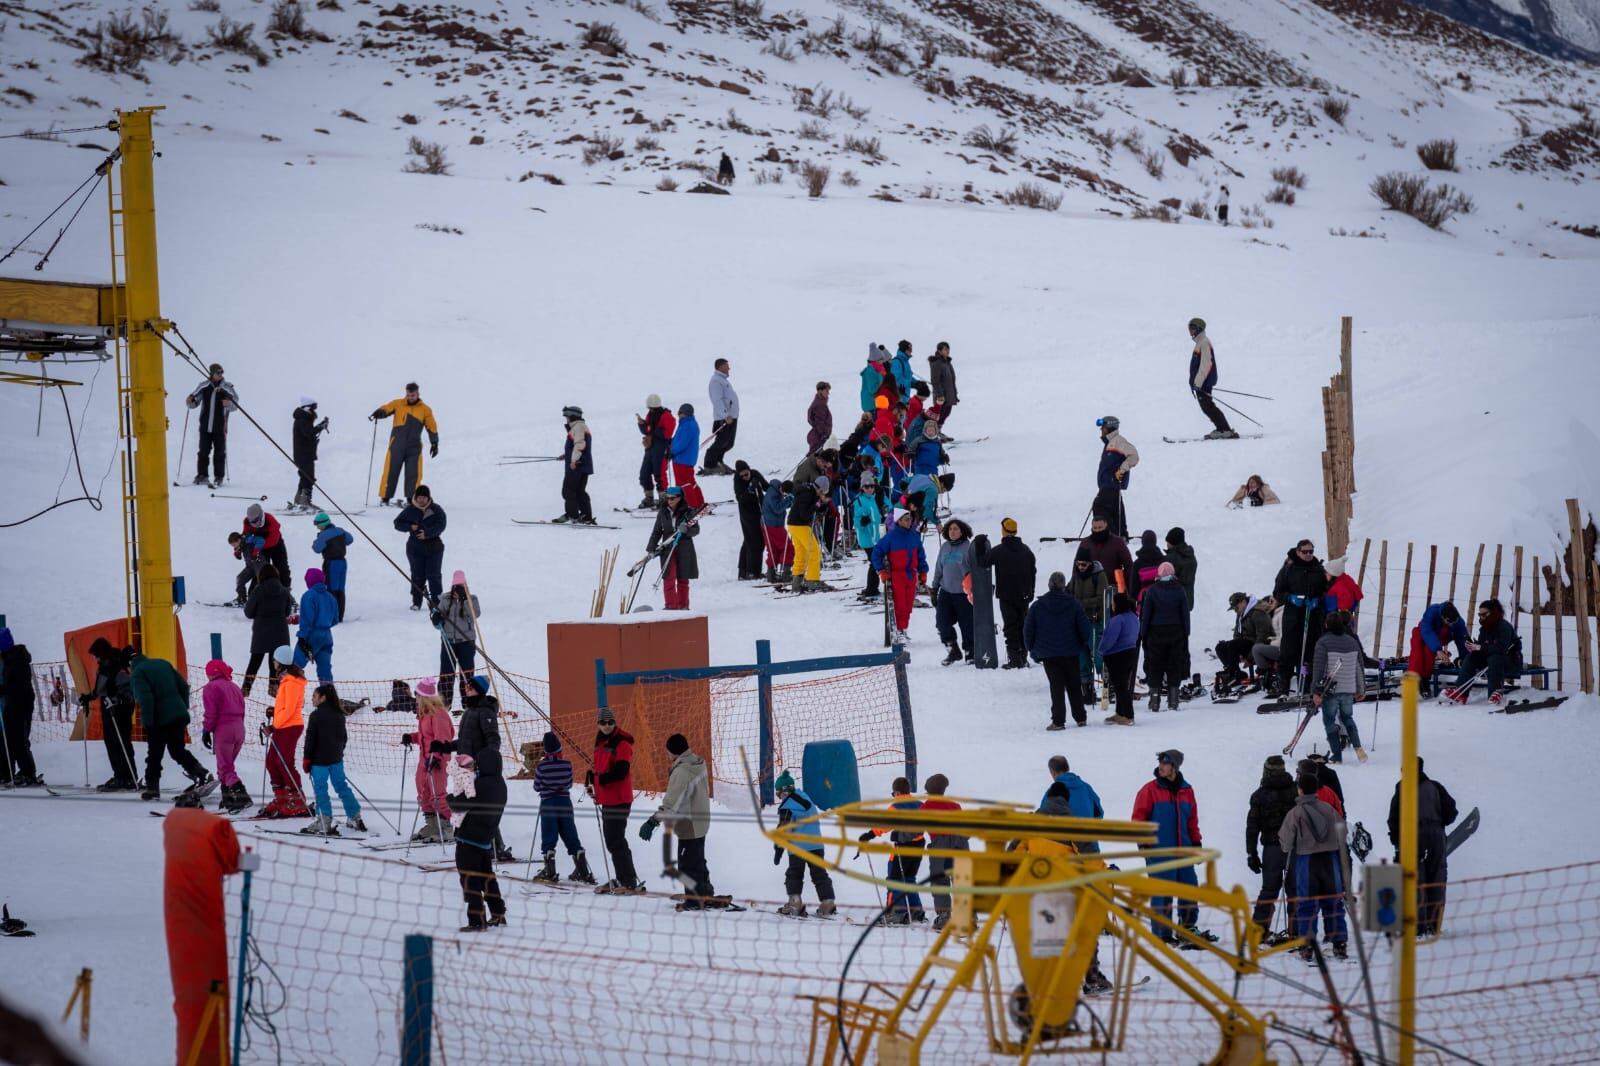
[969, 557, 998, 669]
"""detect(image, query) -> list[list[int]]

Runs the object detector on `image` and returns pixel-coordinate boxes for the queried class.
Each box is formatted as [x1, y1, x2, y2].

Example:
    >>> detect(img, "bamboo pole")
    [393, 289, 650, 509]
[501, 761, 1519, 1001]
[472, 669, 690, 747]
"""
[1567, 499, 1594, 694]
[1532, 555, 1543, 689]
[1468, 544, 1485, 614]
[1395, 542, 1414, 658]
[1374, 541, 1389, 657]
[1490, 544, 1503, 602]
[1447, 546, 1460, 603]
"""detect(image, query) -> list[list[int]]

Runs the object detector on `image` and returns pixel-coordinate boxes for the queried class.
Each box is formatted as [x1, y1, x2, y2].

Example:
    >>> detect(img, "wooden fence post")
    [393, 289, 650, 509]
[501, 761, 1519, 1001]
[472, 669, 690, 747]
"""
[1448, 546, 1460, 603]
[1532, 554, 1543, 689]
[1556, 573, 1566, 692]
[1425, 545, 1438, 609]
[1567, 499, 1594, 694]
[1395, 542, 1414, 658]
[1468, 544, 1485, 615]
[1490, 544, 1503, 602]
[1375, 541, 1389, 657]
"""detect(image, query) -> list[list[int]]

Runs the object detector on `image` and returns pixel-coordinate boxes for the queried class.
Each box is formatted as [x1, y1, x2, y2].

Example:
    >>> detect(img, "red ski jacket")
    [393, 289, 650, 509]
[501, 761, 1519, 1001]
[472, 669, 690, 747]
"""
[590, 728, 635, 806]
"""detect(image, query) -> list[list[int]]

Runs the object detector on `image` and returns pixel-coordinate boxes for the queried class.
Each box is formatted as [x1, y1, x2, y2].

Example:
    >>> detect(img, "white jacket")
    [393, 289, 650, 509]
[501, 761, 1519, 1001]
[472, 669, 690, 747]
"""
[708, 371, 739, 420]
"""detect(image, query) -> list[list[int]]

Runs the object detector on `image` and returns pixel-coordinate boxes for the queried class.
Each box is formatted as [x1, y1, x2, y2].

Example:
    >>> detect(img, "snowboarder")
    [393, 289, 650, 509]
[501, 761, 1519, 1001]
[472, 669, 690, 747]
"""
[1130, 529, 1166, 605]
[1187, 319, 1237, 439]
[1100, 593, 1140, 725]
[290, 397, 328, 509]
[394, 485, 446, 611]
[636, 395, 675, 509]
[785, 475, 827, 593]
[1084, 515, 1134, 596]
[0, 627, 40, 787]
[774, 770, 837, 917]
[243, 503, 291, 593]
[761, 478, 795, 582]
[310, 513, 354, 622]
[806, 381, 833, 454]
[432, 573, 480, 708]
[294, 568, 339, 683]
[732, 461, 770, 581]
[128, 649, 213, 802]
[586, 707, 643, 894]
[641, 733, 715, 908]
[201, 659, 251, 813]
[1407, 600, 1469, 695]
[371, 382, 439, 506]
[1273, 540, 1329, 695]
[241, 565, 292, 698]
[921, 773, 968, 931]
[975, 517, 1036, 668]
[1447, 599, 1522, 704]
[1023, 572, 1093, 729]
[647, 486, 701, 609]
[872, 509, 929, 645]
[556, 405, 595, 524]
[261, 646, 311, 818]
[701, 359, 739, 475]
[185, 362, 236, 486]
[1280, 771, 1348, 960]
[1245, 754, 1297, 938]
[300, 683, 365, 836]
[932, 518, 976, 664]
[669, 403, 705, 509]
[1386, 757, 1458, 936]
[1094, 416, 1139, 539]
[401, 678, 453, 843]
[859, 777, 926, 924]
[532, 730, 594, 883]
[1311, 613, 1368, 763]
[227, 530, 266, 606]
[1227, 474, 1280, 508]
[1215, 593, 1259, 684]
[1131, 750, 1207, 943]
[927, 341, 958, 427]
[84, 638, 138, 790]
[717, 151, 735, 186]
[1068, 547, 1107, 695]
[1141, 562, 1191, 712]
[434, 675, 508, 930]
[1165, 527, 1198, 610]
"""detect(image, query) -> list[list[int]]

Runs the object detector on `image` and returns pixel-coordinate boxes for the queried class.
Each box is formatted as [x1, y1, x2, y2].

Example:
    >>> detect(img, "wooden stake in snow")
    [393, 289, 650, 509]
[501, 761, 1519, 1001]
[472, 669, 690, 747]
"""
[1532, 554, 1543, 690]
[1567, 499, 1594, 694]
[1395, 542, 1414, 658]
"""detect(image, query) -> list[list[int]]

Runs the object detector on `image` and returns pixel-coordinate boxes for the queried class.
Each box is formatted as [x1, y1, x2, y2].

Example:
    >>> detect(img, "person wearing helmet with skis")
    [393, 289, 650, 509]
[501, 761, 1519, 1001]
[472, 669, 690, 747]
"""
[1093, 416, 1139, 539]
[555, 405, 595, 524]
[1187, 319, 1237, 440]
[647, 486, 700, 609]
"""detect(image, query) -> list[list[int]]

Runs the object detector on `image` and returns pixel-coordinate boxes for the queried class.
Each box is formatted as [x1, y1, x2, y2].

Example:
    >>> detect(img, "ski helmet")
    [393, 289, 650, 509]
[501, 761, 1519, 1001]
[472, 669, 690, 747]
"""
[272, 645, 295, 667]
[562, 405, 583, 420]
[1188, 317, 1206, 336]
[1097, 415, 1120, 431]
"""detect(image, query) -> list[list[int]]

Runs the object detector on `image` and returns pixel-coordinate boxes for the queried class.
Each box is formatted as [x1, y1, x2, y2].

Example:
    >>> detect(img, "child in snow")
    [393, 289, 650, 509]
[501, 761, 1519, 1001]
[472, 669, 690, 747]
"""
[533, 730, 595, 884]
[859, 776, 927, 924]
[401, 678, 453, 843]
[201, 659, 252, 813]
[379, 679, 416, 716]
[852, 470, 886, 600]
[774, 770, 837, 918]
[228, 530, 266, 606]
[921, 774, 968, 932]
[263, 646, 311, 818]
[301, 683, 365, 836]
[761, 479, 795, 582]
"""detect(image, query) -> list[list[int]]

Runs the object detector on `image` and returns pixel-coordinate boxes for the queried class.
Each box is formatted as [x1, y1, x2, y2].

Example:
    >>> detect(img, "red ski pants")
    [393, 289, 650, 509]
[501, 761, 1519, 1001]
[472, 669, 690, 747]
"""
[763, 525, 793, 568]
[670, 463, 704, 509]
[887, 573, 918, 631]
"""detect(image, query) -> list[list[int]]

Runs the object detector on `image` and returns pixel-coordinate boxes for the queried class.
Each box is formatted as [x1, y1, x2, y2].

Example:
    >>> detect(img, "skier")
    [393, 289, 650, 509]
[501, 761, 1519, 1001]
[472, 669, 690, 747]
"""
[1068, 547, 1108, 697]
[185, 362, 236, 486]
[1131, 750, 1209, 944]
[201, 659, 251, 813]
[647, 486, 700, 610]
[432, 573, 480, 708]
[1187, 318, 1237, 439]
[300, 683, 365, 836]
[1407, 600, 1469, 695]
[1093, 416, 1139, 538]
[227, 530, 266, 606]
[921, 773, 968, 931]
[1165, 528, 1198, 609]
[849, 470, 885, 599]
[859, 777, 926, 924]
[394, 485, 446, 611]
[532, 730, 595, 884]
[241, 564, 292, 698]
[1448, 599, 1522, 704]
[733, 462, 770, 581]
[1244, 754, 1298, 939]
[586, 707, 643, 894]
[641, 733, 716, 908]
[1084, 514, 1134, 596]
[859, 344, 892, 413]
[1023, 572, 1093, 730]
[243, 503, 291, 593]
[293, 567, 339, 683]
[290, 397, 328, 509]
[872, 509, 929, 645]
[433, 675, 508, 930]
[1387, 757, 1458, 937]
[371, 382, 440, 506]
[83, 638, 138, 791]
[774, 770, 837, 917]
[310, 513, 354, 622]
[975, 518, 1036, 669]
[669, 403, 705, 509]
[806, 381, 833, 454]
[1310, 613, 1368, 763]
[1100, 593, 1140, 725]
[261, 646, 311, 818]
[400, 678, 454, 843]
[128, 649, 213, 803]
[701, 359, 739, 475]
[900, 472, 949, 530]
[1227, 474, 1280, 508]
[1280, 771, 1348, 961]
[932, 518, 976, 664]
[556, 405, 595, 524]
[1323, 556, 1363, 623]
[888, 340, 916, 401]
[1130, 530, 1166, 605]
[785, 475, 826, 593]
[927, 341, 958, 427]
[717, 151, 735, 186]
[1273, 540, 1329, 695]
[0, 627, 40, 787]
[760, 478, 795, 583]
[1217, 184, 1230, 225]
[1141, 562, 1191, 712]
[636, 395, 675, 509]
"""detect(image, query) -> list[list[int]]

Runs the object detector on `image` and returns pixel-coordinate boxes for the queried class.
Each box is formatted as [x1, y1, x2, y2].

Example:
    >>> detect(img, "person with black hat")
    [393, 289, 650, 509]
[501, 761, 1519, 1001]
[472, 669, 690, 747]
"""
[1280, 769, 1347, 960]
[186, 362, 237, 486]
[1131, 749, 1212, 944]
[1083, 514, 1133, 597]
[554, 405, 595, 524]
[0, 627, 40, 787]
[394, 485, 447, 611]
[668, 402, 705, 510]
[1164, 527, 1198, 609]
[1408, 600, 1470, 696]
[432, 674, 508, 930]
[701, 358, 739, 475]
[371, 382, 439, 506]
[241, 564, 293, 698]
[1093, 416, 1138, 539]
[1068, 546, 1108, 696]
[1216, 592, 1258, 686]
[1140, 562, 1191, 712]
[290, 397, 328, 511]
[975, 517, 1037, 669]
[83, 638, 138, 790]
[732, 461, 770, 581]
[785, 475, 828, 593]
[642, 734, 716, 909]
[532, 730, 595, 884]
[586, 707, 643, 894]
[1187, 319, 1237, 439]
[1245, 754, 1298, 939]
[1130, 530, 1166, 605]
[1023, 572, 1094, 729]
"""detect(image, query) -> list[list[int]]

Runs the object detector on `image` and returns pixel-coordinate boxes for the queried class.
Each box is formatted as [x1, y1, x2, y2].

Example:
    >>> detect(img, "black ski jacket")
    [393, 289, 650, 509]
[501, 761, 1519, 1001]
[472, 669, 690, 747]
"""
[975, 534, 1036, 603]
[1245, 768, 1298, 858]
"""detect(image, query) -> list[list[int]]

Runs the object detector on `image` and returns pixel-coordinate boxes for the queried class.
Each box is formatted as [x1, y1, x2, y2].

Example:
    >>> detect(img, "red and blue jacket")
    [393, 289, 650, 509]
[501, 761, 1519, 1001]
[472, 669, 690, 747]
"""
[871, 525, 928, 583]
[1417, 603, 1469, 657]
[1132, 772, 1201, 849]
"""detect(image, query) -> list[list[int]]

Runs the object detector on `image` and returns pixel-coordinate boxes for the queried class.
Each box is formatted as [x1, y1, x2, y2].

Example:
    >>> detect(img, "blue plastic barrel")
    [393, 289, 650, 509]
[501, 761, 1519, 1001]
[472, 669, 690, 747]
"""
[801, 739, 860, 810]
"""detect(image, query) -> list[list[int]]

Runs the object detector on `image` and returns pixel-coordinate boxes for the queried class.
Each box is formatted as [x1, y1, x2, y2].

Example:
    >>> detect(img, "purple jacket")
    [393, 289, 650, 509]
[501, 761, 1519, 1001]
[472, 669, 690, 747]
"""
[201, 677, 246, 733]
[807, 393, 833, 452]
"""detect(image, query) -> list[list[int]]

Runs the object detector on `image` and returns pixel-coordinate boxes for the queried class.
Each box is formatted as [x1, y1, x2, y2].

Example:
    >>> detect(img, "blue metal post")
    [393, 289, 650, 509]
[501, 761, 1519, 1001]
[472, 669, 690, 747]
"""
[230, 851, 259, 1066]
[594, 658, 609, 711]
[756, 640, 774, 807]
[401, 934, 434, 1066]
[210, 631, 223, 661]
[892, 646, 917, 786]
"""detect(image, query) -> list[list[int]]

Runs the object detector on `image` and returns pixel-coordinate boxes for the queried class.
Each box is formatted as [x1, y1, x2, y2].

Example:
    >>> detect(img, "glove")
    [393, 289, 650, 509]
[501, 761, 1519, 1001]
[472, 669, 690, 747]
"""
[858, 830, 875, 843]
[429, 740, 451, 753]
[370, 408, 386, 420]
[878, 571, 889, 586]
[773, 846, 783, 866]
[639, 817, 659, 841]
[1247, 854, 1262, 875]
[202, 730, 213, 751]
[430, 441, 438, 458]
[315, 417, 329, 433]
[428, 610, 443, 627]
[296, 637, 312, 657]
[400, 733, 416, 748]
[78, 693, 93, 709]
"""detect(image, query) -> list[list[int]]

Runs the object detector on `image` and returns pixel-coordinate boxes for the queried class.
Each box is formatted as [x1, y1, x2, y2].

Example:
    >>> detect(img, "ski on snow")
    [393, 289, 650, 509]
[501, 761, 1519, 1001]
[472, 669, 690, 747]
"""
[1162, 434, 1264, 444]
[513, 519, 622, 529]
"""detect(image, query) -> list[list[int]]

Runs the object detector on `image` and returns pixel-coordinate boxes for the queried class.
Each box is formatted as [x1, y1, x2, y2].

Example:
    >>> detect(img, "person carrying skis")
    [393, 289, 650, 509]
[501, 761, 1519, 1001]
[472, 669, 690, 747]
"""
[1165, 528, 1198, 610]
[586, 707, 643, 894]
[636, 395, 675, 509]
[774, 770, 837, 917]
[1131, 750, 1209, 944]
[1024, 572, 1094, 730]
[1093, 417, 1138, 538]
[852, 469, 886, 600]
[0, 627, 40, 787]
[186, 362, 236, 486]
[1100, 593, 1140, 725]
[1067, 548, 1108, 697]
[1084, 515, 1133, 596]
[921, 773, 968, 931]
[129, 649, 214, 803]
[785, 475, 827, 593]
[701, 359, 739, 475]
[434, 675, 508, 929]
[1245, 754, 1298, 940]
[532, 730, 594, 884]
[1141, 562, 1191, 712]
[401, 678, 454, 843]
[371, 382, 439, 506]
[293, 568, 339, 683]
[647, 486, 701, 609]
[1311, 612, 1368, 763]
[927, 342, 958, 427]
[1227, 474, 1280, 508]
[1279, 770, 1348, 960]
[807, 381, 833, 454]
[394, 486, 446, 611]
[975, 518, 1036, 669]
[732, 461, 769, 581]
[1273, 540, 1328, 695]
[1130, 530, 1166, 605]
[300, 683, 365, 836]
[932, 518, 976, 664]
[261, 646, 311, 818]
[641, 733, 716, 909]
[290, 397, 328, 510]
[227, 530, 266, 606]
[1186, 319, 1237, 439]
[310, 513, 354, 622]
[1406, 600, 1468, 695]
[1448, 598, 1522, 704]
[760, 478, 795, 583]
[1386, 757, 1458, 937]
[669, 403, 705, 509]
[241, 565, 292, 698]
[83, 638, 138, 791]
[201, 659, 251, 813]
[243, 503, 291, 593]
[432, 573, 480, 708]
[859, 777, 927, 924]
[872, 509, 929, 645]
[556, 405, 595, 524]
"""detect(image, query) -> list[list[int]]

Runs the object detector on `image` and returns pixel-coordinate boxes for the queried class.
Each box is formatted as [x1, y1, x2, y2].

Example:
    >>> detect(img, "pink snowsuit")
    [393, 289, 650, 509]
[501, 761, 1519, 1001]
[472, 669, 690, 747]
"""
[201, 660, 247, 787]
[415, 707, 455, 818]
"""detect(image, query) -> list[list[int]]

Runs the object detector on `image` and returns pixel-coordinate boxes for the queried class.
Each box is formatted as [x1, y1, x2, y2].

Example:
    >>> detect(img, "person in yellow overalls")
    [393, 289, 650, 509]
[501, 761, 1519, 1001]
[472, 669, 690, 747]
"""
[371, 382, 440, 505]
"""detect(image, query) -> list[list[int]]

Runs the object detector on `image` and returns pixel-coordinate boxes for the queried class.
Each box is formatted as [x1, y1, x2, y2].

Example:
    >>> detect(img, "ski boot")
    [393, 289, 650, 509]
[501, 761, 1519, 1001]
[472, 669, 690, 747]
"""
[485, 914, 508, 928]
[941, 643, 962, 666]
[98, 776, 139, 793]
[1082, 966, 1113, 995]
[637, 492, 656, 510]
[1488, 689, 1505, 706]
[777, 896, 808, 918]
[550, 514, 573, 524]
[1168, 682, 1182, 709]
[411, 813, 441, 842]
[141, 784, 162, 801]
[221, 784, 254, 813]
[776, 565, 792, 584]
[815, 900, 837, 918]
[764, 566, 778, 583]
[1332, 941, 1349, 960]
[569, 850, 597, 884]
[1442, 686, 1470, 704]
[805, 579, 833, 592]
[1149, 689, 1163, 713]
[345, 816, 368, 833]
[789, 573, 805, 593]
[932, 912, 950, 932]
[880, 910, 911, 927]
[495, 843, 516, 864]
[193, 474, 209, 485]
[534, 851, 560, 883]
[299, 814, 339, 836]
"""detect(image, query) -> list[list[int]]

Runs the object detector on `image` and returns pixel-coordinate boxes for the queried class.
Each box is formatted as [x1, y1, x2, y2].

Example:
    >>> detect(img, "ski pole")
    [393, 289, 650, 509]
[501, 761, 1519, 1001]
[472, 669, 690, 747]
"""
[344, 770, 401, 835]
[210, 493, 268, 502]
[402, 748, 424, 850]
[590, 797, 614, 884]
[172, 406, 191, 485]
[1213, 387, 1275, 401]
[1213, 395, 1263, 428]
[863, 849, 885, 909]
[366, 418, 379, 507]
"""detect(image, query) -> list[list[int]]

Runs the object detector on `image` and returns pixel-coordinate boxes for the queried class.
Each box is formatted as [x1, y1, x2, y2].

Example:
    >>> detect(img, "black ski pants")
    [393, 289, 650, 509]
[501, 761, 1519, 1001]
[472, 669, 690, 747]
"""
[1457, 647, 1513, 694]
[998, 596, 1028, 665]
[784, 850, 835, 901]
[1278, 605, 1323, 693]
[101, 700, 138, 783]
[1252, 841, 1287, 931]
[1092, 487, 1128, 539]
[407, 541, 444, 609]
[1194, 388, 1232, 433]
[737, 513, 765, 579]
[455, 775, 507, 927]
[562, 468, 592, 521]
[1144, 624, 1189, 694]
[704, 418, 736, 469]
[144, 721, 206, 792]
[601, 803, 639, 887]
[1215, 637, 1254, 676]
[1, 698, 37, 781]
[1418, 824, 1448, 934]
[1041, 656, 1086, 726]
[676, 836, 715, 900]
[196, 428, 227, 481]
[1105, 647, 1138, 719]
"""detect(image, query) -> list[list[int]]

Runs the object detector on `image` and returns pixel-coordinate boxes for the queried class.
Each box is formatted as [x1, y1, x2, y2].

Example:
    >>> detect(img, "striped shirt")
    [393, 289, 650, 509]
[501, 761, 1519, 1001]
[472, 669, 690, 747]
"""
[534, 754, 573, 799]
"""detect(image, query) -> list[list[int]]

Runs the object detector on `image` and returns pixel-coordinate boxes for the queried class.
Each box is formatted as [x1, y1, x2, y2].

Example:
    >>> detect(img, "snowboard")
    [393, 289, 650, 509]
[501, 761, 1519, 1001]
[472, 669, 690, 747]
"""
[968, 542, 999, 669]
[1444, 806, 1480, 858]
[1161, 434, 1265, 444]
[1257, 697, 1311, 714]
[1493, 696, 1568, 714]
[513, 519, 621, 529]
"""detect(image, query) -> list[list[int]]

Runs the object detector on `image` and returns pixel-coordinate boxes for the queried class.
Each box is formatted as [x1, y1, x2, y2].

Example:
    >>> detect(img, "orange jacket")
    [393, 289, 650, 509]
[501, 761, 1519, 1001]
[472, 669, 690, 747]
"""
[271, 672, 306, 729]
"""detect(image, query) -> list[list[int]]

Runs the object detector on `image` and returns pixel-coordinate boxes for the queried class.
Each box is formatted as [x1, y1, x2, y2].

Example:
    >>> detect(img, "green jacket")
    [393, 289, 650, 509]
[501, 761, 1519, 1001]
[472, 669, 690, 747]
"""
[129, 654, 191, 728]
[1068, 564, 1109, 625]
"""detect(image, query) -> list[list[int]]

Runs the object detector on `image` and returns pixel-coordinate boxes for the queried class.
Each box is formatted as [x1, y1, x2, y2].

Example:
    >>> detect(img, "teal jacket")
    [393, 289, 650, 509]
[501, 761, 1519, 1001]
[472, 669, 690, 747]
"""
[129, 654, 191, 729]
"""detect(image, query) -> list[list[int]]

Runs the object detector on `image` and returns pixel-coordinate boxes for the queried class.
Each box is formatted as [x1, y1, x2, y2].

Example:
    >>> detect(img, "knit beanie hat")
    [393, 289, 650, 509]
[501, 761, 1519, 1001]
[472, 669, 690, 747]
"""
[1075, 545, 1092, 563]
[416, 677, 438, 698]
[305, 567, 325, 587]
[1325, 557, 1346, 578]
[1166, 527, 1186, 546]
[313, 512, 331, 527]
[1001, 517, 1018, 535]
[542, 731, 561, 753]
[598, 707, 616, 724]
[1140, 529, 1158, 549]
[468, 675, 490, 697]
[452, 570, 467, 586]
[1157, 561, 1176, 578]
[666, 733, 689, 756]
[1263, 754, 1286, 772]
[774, 769, 795, 793]
[205, 659, 232, 681]
[246, 503, 264, 525]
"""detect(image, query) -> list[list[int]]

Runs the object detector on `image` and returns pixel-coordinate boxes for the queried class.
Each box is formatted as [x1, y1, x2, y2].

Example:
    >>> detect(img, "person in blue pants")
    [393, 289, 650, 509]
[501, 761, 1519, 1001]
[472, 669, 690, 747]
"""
[1131, 749, 1212, 943]
[300, 683, 365, 836]
[1279, 770, 1348, 960]
[311, 512, 354, 621]
[294, 567, 339, 683]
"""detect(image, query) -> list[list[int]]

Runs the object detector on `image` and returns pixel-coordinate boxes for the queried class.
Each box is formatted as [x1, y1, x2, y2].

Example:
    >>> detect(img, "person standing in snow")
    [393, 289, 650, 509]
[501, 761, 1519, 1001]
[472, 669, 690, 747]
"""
[432, 573, 480, 708]
[587, 707, 643, 894]
[647, 486, 700, 609]
[636, 395, 675, 510]
[0, 627, 40, 787]
[932, 518, 976, 665]
[186, 362, 236, 486]
[1132, 750, 1208, 943]
[1322, 556, 1363, 625]
[732, 461, 770, 580]
[1069, 547, 1109, 700]
[1217, 184, 1230, 226]
[262, 647, 310, 818]
[669, 403, 705, 509]
[241, 565, 292, 698]
[1084, 514, 1134, 598]
[401, 678, 454, 843]
[371, 382, 440, 507]
[852, 468, 888, 599]
[83, 639, 138, 791]
[243, 503, 291, 594]
[1141, 561, 1191, 712]
[873, 509, 929, 645]
[201, 659, 251, 813]
[532, 730, 595, 884]
[290, 397, 328, 510]
[1273, 540, 1329, 695]
[300, 683, 365, 836]
[1245, 754, 1297, 938]
[1164, 527, 1198, 610]
[1311, 613, 1368, 763]
[1130, 530, 1166, 605]
[394, 485, 446, 611]
[774, 770, 837, 918]
[1023, 572, 1093, 730]
[785, 475, 827, 593]
[920, 773, 968, 931]
[761, 478, 795, 583]
[701, 359, 739, 475]
[129, 649, 214, 802]
[556, 405, 595, 524]
[1280, 771, 1349, 961]
[1100, 593, 1141, 724]
[717, 151, 735, 186]
[927, 341, 958, 428]
[807, 381, 833, 454]
[975, 517, 1036, 669]
[434, 675, 508, 929]
[310, 513, 354, 622]
[1187, 318, 1237, 440]
[858, 777, 927, 924]
[642, 733, 716, 909]
[889, 340, 916, 402]
[1387, 757, 1458, 937]
[1093, 416, 1138, 539]
[294, 567, 339, 683]
[859, 344, 892, 414]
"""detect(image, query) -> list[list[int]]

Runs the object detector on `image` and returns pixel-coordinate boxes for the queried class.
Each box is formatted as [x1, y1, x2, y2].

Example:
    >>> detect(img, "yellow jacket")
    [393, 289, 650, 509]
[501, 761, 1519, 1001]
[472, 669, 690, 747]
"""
[376, 398, 440, 449]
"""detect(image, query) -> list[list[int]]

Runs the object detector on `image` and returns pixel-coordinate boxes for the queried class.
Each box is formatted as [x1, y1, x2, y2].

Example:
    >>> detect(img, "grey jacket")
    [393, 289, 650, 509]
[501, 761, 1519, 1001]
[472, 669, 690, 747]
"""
[439, 591, 481, 643]
[932, 538, 974, 596]
[708, 371, 739, 420]
[1311, 631, 1366, 696]
[1279, 794, 1344, 856]
[656, 750, 711, 840]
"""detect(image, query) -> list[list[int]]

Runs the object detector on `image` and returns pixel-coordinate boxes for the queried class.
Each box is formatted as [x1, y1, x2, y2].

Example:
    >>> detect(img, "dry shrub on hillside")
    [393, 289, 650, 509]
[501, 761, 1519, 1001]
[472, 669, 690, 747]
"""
[1320, 95, 1350, 126]
[1185, 199, 1208, 219]
[841, 170, 860, 187]
[656, 176, 678, 192]
[842, 134, 884, 161]
[801, 161, 830, 198]
[797, 120, 829, 141]
[964, 124, 1017, 159]
[1270, 166, 1307, 188]
[581, 22, 625, 51]
[762, 37, 796, 62]
[1416, 139, 1458, 171]
[1265, 184, 1296, 205]
[1140, 148, 1165, 179]
[268, 1, 326, 42]
[403, 137, 450, 176]
[81, 8, 184, 75]
[1370, 172, 1473, 229]
[582, 132, 623, 165]
[1002, 182, 1062, 211]
[634, 135, 662, 152]
[208, 17, 270, 65]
